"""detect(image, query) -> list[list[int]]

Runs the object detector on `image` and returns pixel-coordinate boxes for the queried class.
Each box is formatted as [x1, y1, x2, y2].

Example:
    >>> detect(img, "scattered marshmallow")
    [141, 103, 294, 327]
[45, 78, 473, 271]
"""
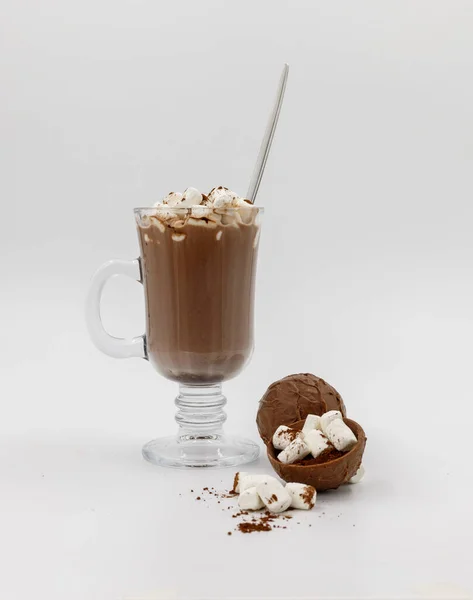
[320, 410, 343, 433]
[256, 479, 292, 514]
[238, 487, 265, 511]
[233, 472, 250, 493]
[286, 482, 317, 510]
[302, 414, 322, 436]
[272, 425, 304, 450]
[304, 429, 331, 459]
[325, 419, 357, 452]
[349, 464, 365, 484]
[239, 474, 277, 493]
[232, 472, 317, 514]
[277, 437, 311, 465]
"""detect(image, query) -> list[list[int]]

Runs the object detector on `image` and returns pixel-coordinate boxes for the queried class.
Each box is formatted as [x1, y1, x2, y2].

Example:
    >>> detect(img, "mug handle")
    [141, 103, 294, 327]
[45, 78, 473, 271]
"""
[86, 258, 147, 359]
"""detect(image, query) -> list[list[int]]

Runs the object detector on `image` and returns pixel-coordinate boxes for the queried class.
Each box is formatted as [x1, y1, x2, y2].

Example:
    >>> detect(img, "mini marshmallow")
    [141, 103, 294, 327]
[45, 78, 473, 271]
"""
[238, 487, 265, 511]
[157, 192, 183, 207]
[180, 187, 203, 207]
[320, 410, 343, 433]
[256, 479, 292, 514]
[302, 414, 322, 436]
[239, 474, 277, 493]
[272, 425, 304, 450]
[277, 437, 311, 465]
[153, 207, 177, 221]
[208, 186, 238, 205]
[349, 464, 365, 484]
[238, 207, 254, 225]
[325, 419, 357, 452]
[191, 205, 212, 219]
[213, 194, 235, 208]
[286, 482, 317, 510]
[233, 472, 249, 493]
[218, 212, 239, 226]
[233, 197, 252, 207]
[304, 429, 331, 458]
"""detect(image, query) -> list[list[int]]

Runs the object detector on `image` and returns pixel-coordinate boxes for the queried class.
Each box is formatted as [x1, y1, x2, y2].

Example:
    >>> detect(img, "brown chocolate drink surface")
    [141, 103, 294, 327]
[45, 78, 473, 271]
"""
[136, 207, 261, 384]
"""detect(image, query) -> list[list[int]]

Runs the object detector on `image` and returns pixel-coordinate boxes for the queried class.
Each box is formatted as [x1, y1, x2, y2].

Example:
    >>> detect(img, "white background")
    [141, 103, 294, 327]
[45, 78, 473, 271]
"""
[1, 0, 473, 598]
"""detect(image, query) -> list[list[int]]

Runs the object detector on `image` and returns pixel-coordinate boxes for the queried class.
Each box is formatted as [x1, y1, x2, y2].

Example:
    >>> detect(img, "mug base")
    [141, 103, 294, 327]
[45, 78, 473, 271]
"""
[142, 434, 260, 469]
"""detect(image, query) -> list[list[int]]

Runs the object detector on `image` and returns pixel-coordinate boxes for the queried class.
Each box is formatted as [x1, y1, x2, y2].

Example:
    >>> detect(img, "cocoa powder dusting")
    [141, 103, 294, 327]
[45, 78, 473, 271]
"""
[286, 429, 300, 443]
[301, 486, 316, 508]
[298, 447, 345, 465]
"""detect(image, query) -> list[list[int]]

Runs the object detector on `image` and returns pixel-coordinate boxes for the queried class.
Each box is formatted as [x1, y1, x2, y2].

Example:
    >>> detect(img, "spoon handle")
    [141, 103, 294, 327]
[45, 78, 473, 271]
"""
[246, 63, 289, 203]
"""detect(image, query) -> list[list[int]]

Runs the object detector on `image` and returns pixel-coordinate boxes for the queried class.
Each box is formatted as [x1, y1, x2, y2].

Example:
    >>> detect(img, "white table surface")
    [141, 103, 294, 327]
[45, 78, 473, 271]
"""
[2, 219, 473, 600]
[1, 319, 472, 600]
[3, 1, 473, 597]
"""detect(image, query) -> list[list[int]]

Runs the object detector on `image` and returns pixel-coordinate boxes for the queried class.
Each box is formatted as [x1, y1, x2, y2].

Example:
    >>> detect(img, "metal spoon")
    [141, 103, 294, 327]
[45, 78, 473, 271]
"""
[246, 63, 289, 203]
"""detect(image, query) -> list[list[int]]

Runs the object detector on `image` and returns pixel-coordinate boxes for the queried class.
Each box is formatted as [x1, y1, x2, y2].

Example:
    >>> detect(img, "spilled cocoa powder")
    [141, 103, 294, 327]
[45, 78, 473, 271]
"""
[193, 486, 236, 500]
[232, 510, 249, 518]
[238, 520, 272, 533]
[236, 510, 289, 534]
[190, 486, 306, 535]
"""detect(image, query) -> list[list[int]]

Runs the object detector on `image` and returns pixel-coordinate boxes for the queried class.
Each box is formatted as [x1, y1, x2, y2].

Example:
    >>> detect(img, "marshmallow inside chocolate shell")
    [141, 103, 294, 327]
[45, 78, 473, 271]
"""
[267, 418, 366, 491]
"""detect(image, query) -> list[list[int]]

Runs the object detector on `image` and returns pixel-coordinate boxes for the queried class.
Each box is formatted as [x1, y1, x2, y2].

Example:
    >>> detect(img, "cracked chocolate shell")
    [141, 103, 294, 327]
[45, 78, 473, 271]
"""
[267, 418, 366, 491]
[256, 373, 347, 445]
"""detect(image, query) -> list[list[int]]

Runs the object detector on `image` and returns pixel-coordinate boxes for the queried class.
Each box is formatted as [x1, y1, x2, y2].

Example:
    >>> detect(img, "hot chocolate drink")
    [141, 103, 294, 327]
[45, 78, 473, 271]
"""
[135, 187, 262, 384]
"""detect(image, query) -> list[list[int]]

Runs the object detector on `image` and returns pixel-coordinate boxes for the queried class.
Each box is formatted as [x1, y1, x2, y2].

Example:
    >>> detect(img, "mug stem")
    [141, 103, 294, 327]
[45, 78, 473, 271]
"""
[142, 383, 259, 468]
[175, 384, 227, 440]
[175, 384, 227, 438]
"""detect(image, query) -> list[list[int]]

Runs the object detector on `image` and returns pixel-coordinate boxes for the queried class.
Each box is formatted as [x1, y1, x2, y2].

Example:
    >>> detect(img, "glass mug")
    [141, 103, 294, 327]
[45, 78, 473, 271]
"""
[86, 205, 263, 468]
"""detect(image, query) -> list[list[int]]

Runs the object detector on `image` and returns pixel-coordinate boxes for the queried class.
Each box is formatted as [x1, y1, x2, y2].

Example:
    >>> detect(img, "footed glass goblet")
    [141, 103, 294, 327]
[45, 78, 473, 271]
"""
[86, 205, 263, 468]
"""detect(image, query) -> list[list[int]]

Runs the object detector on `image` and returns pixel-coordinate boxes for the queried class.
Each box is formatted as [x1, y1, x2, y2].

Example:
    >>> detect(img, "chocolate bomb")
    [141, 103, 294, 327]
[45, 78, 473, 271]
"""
[256, 373, 347, 444]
